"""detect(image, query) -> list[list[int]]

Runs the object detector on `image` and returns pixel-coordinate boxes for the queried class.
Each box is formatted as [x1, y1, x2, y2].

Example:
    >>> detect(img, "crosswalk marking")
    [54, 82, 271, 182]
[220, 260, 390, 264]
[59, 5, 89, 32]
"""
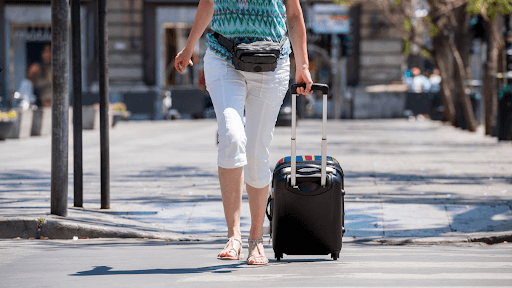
[179, 274, 293, 282]
[335, 261, 512, 268]
[338, 273, 512, 279]
[338, 252, 512, 258]
[180, 272, 512, 282]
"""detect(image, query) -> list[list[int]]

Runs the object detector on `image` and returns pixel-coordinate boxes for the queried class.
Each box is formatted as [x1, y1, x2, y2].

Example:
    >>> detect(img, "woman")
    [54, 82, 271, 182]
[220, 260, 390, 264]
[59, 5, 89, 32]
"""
[175, 0, 312, 265]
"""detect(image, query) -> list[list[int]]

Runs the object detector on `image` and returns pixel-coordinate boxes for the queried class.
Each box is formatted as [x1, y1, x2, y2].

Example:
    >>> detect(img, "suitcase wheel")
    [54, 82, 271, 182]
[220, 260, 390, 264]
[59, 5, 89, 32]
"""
[331, 253, 339, 260]
[275, 252, 283, 261]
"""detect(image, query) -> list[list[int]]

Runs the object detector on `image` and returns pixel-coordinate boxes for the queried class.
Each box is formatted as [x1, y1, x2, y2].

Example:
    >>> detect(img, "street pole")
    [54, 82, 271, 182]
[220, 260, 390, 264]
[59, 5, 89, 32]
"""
[71, 0, 83, 207]
[0, 0, 5, 108]
[338, 56, 346, 119]
[98, 0, 110, 209]
[331, 33, 340, 119]
[51, 0, 69, 217]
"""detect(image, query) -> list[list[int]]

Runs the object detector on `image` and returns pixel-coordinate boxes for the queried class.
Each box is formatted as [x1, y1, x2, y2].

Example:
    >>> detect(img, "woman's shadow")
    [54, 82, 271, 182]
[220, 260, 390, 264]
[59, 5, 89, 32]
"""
[70, 263, 246, 276]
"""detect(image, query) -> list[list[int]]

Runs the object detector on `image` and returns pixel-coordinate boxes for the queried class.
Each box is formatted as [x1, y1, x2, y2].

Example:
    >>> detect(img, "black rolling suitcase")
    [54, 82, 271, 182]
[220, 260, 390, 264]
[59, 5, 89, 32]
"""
[267, 83, 345, 261]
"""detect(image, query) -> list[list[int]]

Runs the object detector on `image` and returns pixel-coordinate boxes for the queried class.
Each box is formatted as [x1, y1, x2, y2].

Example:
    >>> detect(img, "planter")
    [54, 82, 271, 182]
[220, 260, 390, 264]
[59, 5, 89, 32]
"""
[0, 121, 15, 140]
[111, 111, 130, 127]
[7, 109, 34, 139]
[31, 107, 72, 136]
[31, 107, 52, 136]
[82, 105, 99, 130]
[71, 106, 123, 129]
[353, 88, 406, 119]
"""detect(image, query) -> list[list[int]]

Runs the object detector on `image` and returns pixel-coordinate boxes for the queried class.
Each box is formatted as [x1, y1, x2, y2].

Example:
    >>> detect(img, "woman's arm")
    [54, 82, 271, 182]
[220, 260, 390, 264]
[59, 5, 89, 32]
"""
[175, 0, 214, 74]
[285, 0, 312, 95]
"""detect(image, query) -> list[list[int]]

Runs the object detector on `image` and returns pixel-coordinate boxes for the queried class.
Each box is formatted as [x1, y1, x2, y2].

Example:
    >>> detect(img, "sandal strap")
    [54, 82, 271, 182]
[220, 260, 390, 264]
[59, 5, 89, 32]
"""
[226, 237, 242, 253]
[247, 238, 268, 264]
[218, 237, 243, 259]
[247, 238, 265, 259]
[229, 237, 243, 246]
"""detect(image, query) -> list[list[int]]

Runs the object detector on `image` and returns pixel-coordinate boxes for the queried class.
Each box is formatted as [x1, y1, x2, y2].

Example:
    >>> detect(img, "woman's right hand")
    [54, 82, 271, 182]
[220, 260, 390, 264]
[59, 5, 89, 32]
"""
[175, 48, 194, 74]
[295, 64, 313, 95]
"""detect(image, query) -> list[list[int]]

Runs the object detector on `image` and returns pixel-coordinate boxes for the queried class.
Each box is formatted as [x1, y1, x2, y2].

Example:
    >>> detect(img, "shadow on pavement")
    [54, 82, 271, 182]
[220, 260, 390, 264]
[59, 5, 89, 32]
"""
[70, 263, 245, 276]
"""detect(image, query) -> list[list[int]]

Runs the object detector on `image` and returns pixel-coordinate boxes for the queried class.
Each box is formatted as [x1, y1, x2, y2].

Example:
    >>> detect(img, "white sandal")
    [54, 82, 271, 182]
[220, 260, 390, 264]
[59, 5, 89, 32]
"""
[247, 238, 268, 265]
[217, 237, 243, 260]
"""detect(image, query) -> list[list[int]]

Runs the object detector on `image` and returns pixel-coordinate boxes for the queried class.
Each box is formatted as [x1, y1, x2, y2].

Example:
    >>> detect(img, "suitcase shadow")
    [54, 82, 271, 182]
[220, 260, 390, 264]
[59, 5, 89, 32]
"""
[268, 258, 333, 263]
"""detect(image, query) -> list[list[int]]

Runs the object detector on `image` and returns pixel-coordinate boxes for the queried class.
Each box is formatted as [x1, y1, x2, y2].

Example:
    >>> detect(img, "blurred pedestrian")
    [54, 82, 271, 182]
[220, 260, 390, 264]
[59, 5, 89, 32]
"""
[175, 0, 312, 265]
[15, 63, 40, 109]
[430, 69, 441, 93]
[33, 44, 52, 107]
[412, 67, 431, 93]
[404, 68, 414, 91]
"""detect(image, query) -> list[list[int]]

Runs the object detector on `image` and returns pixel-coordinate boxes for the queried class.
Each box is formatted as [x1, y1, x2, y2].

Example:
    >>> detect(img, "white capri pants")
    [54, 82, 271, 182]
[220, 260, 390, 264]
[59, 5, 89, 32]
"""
[204, 49, 290, 188]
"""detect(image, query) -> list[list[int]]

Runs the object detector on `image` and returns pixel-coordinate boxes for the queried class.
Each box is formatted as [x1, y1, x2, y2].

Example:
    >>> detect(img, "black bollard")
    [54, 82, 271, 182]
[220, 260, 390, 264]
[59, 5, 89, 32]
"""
[98, 0, 110, 209]
[51, 0, 69, 217]
[71, 0, 83, 207]
[0, 0, 5, 108]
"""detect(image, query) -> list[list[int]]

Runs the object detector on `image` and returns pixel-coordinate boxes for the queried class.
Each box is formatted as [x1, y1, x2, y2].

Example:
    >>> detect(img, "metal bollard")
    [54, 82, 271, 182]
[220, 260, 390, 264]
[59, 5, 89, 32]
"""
[98, 0, 110, 209]
[51, 0, 70, 217]
[71, 0, 83, 207]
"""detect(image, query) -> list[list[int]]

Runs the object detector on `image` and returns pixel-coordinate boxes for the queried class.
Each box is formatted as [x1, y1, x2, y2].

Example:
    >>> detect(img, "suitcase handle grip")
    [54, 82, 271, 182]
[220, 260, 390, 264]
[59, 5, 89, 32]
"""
[291, 83, 329, 94]
[290, 83, 329, 187]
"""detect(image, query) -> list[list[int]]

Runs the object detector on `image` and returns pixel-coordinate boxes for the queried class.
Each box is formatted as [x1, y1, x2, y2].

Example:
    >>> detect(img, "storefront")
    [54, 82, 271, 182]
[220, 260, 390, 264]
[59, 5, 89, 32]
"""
[2, 1, 89, 108]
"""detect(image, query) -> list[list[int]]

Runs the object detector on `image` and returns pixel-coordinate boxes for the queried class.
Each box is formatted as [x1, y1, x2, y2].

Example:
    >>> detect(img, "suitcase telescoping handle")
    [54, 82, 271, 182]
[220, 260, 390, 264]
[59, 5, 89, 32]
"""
[290, 83, 329, 187]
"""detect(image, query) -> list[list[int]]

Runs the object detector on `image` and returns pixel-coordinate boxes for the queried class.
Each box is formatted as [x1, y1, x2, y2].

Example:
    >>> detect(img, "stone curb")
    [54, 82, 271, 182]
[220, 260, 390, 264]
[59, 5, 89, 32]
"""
[348, 232, 512, 245]
[1, 217, 511, 245]
[0, 217, 204, 241]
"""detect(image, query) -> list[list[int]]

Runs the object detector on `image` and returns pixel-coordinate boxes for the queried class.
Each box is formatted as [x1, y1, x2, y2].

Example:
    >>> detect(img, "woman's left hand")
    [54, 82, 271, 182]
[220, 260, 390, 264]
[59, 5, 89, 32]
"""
[295, 64, 313, 95]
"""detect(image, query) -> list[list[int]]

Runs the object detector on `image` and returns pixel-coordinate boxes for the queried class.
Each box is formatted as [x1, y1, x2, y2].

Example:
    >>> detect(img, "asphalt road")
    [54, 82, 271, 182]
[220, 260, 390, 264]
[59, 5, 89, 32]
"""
[1, 239, 511, 287]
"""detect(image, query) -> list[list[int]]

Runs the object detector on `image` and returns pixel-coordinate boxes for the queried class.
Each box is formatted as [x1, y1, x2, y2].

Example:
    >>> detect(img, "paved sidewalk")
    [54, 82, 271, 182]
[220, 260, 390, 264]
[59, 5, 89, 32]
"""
[0, 118, 511, 244]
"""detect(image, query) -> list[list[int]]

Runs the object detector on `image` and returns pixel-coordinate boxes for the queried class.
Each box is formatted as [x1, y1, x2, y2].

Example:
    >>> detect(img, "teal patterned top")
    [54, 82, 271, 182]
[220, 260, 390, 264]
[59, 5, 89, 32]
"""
[206, 0, 291, 63]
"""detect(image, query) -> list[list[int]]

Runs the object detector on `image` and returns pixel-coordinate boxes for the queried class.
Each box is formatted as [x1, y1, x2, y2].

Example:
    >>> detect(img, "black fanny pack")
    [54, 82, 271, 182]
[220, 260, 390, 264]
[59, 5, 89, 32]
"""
[213, 32, 286, 73]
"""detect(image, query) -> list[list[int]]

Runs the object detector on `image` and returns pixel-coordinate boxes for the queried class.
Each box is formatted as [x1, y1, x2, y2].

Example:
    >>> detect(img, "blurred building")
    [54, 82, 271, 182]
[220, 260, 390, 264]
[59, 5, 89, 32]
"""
[0, 0, 406, 119]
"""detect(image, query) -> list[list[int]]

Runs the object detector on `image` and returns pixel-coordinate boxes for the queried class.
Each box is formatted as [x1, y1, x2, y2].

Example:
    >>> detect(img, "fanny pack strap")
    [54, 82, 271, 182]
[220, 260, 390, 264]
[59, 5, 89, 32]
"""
[213, 32, 235, 54]
[213, 32, 287, 54]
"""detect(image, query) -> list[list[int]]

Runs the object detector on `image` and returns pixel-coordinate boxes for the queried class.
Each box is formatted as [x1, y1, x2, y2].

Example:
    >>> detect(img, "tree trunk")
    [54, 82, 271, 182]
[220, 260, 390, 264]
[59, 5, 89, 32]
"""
[433, 34, 456, 124]
[483, 15, 503, 135]
[449, 4, 477, 132]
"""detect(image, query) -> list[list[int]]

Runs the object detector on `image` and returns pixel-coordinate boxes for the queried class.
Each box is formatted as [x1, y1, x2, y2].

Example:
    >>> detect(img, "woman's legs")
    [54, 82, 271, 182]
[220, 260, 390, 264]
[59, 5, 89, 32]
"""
[217, 166, 244, 258]
[205, 51, 289, 263]
[219, 166, 243, 240]
[246, 183, 270, 264]
[246, 183, 270, 240]
[204, 50, 247, 258]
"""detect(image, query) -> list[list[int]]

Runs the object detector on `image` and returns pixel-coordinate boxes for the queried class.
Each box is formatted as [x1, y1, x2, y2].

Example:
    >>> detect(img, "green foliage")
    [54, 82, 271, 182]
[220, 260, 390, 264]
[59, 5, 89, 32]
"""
[0, 110, 17, 120]
[424, 15, 439, 37]
[421, 49, 431, 58]
[404, 18, 412, 31]
[334, 0, 351, 6]
[429, 24, 439, 37]
[403, 37, 411, 54]
[394, 0, 401, 5]
[467, 0, 512, 20]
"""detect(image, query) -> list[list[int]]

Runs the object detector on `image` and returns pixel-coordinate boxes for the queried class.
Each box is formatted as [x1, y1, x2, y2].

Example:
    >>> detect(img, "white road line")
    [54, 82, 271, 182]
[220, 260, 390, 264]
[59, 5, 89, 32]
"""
[335, 262, 512, 268]
[338, 273, 512, 279]
[179, 271, 512, 282]
[338, 253, 512, 258]
[178, 274, 294, 282]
